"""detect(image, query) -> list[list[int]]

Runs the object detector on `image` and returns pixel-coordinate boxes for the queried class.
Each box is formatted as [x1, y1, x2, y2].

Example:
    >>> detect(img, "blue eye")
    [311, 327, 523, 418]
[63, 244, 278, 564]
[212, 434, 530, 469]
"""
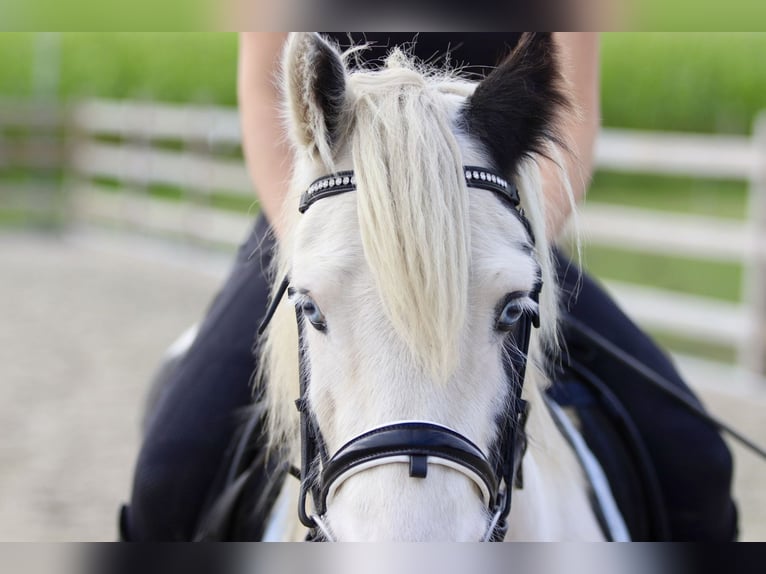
[301, 298, 327, 332]
[495, 296, 524, 332]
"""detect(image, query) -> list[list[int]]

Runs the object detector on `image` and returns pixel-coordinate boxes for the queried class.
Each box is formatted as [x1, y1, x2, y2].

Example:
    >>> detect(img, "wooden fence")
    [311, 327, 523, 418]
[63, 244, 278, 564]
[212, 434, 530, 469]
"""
[2, 98, 765, 376]
[590, 121, 766, 375]
[0, 99, 65, 223]
[67, 99, 255, 247]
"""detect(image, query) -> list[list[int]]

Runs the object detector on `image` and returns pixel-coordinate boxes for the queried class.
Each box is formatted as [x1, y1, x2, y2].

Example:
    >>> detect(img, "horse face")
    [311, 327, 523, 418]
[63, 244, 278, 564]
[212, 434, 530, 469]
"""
[290, 189, 540, 541]
[273, 33, 565, 541]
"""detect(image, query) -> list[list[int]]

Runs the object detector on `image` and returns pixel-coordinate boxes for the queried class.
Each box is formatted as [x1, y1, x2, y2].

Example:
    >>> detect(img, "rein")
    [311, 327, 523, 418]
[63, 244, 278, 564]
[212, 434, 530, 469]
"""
[257, 165, 541, 542]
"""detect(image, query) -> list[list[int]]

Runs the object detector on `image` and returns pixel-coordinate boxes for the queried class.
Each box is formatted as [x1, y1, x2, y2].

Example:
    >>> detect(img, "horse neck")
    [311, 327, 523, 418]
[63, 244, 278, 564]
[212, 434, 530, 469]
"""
[505, 376, 605, 541]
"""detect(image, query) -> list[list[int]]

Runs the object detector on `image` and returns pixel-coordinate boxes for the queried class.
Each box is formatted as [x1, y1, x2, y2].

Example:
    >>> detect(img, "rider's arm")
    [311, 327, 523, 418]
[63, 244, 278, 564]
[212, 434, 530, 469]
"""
[544, 33, 600, 237]
[238, 32, 291, 239]
[238, 33, 600, 241]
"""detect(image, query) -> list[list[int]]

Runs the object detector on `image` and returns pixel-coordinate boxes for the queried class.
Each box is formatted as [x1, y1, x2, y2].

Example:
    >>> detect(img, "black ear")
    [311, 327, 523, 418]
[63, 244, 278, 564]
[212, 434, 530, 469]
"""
[461, 33, 569, 175]
[283, 33, 348, 160]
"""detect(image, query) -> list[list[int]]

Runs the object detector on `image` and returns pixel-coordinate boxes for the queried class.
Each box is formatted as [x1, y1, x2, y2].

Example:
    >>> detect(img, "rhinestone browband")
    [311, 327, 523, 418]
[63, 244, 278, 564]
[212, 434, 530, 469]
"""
[298, 166, 520, 214]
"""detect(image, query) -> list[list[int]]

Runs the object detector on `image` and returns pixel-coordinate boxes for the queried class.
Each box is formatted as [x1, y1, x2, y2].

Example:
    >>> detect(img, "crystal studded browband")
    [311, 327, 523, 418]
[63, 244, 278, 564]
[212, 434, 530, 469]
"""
[298, 166, 521, 214]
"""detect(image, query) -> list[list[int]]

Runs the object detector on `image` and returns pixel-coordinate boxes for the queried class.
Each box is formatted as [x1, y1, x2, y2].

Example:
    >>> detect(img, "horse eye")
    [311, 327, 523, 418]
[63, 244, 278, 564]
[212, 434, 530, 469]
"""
[301, 298, 327, 332]
[495, 296, 524, 332]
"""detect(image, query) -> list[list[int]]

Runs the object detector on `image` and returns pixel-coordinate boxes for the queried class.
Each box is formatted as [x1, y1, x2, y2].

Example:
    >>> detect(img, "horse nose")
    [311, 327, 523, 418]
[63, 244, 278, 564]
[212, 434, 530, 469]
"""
[324, 464, 487, 541]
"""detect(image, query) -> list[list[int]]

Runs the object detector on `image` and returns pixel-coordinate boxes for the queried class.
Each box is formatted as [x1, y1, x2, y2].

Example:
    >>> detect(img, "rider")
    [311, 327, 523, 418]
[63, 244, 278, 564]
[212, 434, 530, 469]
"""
[121, 33, 737, 541]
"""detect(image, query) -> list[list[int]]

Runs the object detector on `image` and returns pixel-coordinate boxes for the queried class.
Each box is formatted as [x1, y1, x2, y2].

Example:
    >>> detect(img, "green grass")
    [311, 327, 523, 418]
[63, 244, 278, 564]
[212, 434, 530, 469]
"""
[588, 171, 749, 219]
[145, 184, 258, 214]
[209, 193, 258, 214]
[87, 179, 260, 215]
[0, 209, 32, 226]
[2, 33, 766, 135]
[0, 34, 35, 98]
[636, 0, 766, 32]
[0, 33, 239, 104]
[581, 246, 744, 302]
[602, 33, 766, 135]
[649, 331, 737, 364]
[59, 33, 239, 104]
[0, 209, 63, 229]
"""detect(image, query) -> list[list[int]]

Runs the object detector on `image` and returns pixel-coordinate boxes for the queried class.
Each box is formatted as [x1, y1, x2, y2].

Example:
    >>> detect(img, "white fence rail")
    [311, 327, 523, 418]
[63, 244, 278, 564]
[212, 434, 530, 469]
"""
[64, 100, 766, 376]
[595, 129, 758, 179]
[588, 119, 766, 375]
[66, 99, 255, 247]
[3, 98, 765, 376]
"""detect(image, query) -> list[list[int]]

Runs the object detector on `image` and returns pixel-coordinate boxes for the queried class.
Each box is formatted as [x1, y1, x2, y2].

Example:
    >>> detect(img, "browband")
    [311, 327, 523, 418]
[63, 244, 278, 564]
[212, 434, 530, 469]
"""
[299, 166, 519, 214]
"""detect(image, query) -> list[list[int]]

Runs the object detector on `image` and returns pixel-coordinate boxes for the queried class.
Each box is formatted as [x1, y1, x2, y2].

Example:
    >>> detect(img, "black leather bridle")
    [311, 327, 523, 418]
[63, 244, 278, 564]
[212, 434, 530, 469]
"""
[257, 166, 541, 542]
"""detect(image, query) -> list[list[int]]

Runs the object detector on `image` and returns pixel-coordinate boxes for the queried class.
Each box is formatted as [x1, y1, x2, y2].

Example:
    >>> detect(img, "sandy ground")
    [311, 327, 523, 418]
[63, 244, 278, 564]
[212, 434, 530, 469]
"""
[0, 231, 763, 541]
[0, 231, 223, 541]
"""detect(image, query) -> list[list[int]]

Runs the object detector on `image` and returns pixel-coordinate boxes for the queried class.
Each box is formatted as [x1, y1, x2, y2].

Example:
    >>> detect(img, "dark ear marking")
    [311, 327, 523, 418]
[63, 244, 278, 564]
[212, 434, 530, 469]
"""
[284, 33, 348, 158]
[460, 33, 570, 176]
[312, 35, 347, 147]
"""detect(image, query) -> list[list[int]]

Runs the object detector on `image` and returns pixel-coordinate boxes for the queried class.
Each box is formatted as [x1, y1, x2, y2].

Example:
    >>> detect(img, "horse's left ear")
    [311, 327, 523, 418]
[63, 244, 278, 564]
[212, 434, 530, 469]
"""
[283, 33, 347, 163]
[461, 33, 570, 175]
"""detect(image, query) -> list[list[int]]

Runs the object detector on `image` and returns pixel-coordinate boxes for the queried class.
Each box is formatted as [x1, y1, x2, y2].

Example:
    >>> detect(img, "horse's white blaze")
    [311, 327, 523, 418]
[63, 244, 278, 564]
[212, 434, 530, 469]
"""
[260, 34, 606, 541]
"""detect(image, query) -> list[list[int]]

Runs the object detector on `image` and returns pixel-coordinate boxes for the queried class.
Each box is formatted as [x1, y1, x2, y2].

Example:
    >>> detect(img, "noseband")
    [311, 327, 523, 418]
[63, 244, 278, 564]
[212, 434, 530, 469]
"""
[258, 166, 540, 542]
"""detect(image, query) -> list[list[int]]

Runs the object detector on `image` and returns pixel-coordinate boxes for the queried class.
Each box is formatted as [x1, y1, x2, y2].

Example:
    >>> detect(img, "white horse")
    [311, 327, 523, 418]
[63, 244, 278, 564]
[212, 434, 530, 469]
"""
[257, 32, 617, 542]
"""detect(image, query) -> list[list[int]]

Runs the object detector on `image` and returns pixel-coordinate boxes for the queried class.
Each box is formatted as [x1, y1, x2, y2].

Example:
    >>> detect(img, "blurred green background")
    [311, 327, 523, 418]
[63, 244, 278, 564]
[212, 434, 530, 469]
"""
[1, 33, 764, 133]
[1, 32, 764, 364]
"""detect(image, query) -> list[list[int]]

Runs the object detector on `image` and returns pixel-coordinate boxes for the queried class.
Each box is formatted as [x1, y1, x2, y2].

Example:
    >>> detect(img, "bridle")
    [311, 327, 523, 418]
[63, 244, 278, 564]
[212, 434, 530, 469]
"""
[257, 165, 541, 542]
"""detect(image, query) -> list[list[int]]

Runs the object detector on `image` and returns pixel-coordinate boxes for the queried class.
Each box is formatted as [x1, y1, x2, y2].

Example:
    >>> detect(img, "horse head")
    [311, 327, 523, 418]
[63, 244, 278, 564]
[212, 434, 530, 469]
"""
[259, 32, 601, 541]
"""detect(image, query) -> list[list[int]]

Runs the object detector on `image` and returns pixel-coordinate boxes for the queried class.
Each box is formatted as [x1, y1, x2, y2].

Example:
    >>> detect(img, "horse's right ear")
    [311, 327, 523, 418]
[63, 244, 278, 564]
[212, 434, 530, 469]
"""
[461, 33, 569, 176]
[283, 33, 347, 164]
